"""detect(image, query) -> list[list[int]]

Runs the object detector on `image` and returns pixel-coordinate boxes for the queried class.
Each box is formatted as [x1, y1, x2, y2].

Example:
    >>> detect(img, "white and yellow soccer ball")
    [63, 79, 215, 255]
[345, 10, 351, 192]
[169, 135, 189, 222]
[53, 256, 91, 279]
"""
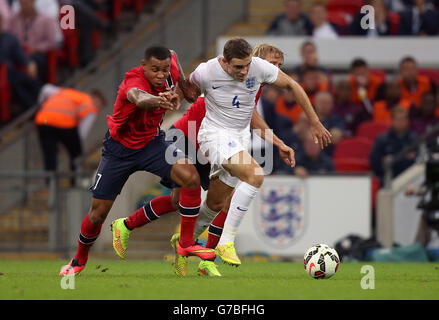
[303, 244, 340, 279]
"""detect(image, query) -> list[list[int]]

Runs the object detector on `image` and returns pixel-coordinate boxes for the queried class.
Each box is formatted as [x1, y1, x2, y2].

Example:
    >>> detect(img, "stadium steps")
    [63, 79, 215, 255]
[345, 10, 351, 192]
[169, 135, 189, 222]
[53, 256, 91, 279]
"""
[223, 23, 270, 37]
[222, 0, 284, 37]
[184, 0, 285, 71]
[221, 0, 328, 37]
[0, 189, 50, 249]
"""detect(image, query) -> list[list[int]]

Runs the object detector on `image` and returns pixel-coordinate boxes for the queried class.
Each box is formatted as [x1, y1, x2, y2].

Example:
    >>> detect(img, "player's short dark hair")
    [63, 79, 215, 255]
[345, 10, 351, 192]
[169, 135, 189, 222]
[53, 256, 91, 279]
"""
[351, 58, 368, 70]
[223, 38, 252, 62]
[399, 56, 417, 68]
[90, 89, 107, 108]
[144, 46, 171, 61]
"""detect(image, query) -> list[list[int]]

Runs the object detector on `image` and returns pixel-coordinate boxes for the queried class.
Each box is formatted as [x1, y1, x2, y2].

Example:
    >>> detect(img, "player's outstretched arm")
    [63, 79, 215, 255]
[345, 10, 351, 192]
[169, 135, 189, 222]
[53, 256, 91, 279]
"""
[170, 49, 200, 103]
[250, 109, 295, 167]
[176, 79, 201, 104]
[272, 70, 332, 149]
[127, 88, 176, 110]
[176, 77, 201, 103]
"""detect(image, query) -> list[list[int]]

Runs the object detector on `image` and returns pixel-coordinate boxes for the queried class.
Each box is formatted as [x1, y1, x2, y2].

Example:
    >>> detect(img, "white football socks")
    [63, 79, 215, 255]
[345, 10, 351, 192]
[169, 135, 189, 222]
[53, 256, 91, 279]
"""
[218, 182, 259, 245]
[193, 201, 220, 239]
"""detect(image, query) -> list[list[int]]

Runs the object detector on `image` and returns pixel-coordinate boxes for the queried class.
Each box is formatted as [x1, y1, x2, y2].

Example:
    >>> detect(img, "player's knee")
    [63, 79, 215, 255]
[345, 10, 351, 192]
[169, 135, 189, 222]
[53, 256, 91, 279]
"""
[251, 173, 264, 188]
[184, 173, 200, 189]
[172, 162, 200, 189]
[242, 169, 264, 188]
[178, 166, 200, 189]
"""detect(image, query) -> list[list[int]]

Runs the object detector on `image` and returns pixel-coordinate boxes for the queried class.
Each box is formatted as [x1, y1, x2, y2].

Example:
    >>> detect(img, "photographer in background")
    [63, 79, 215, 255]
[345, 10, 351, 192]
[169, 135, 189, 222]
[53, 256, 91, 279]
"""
[370, 106, 418, 186]
[406, 118, 439, 248]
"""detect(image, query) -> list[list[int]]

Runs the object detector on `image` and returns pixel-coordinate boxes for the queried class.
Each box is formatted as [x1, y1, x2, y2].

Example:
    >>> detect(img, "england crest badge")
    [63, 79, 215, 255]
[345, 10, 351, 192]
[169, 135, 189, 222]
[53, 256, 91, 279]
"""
[254, 181, 306, 248]
[245, 77, 256, 89]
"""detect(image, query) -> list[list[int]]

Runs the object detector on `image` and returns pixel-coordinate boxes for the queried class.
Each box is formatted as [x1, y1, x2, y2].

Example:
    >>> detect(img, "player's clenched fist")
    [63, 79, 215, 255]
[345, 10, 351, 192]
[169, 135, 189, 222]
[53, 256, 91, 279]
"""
[159, 90, 181, 110]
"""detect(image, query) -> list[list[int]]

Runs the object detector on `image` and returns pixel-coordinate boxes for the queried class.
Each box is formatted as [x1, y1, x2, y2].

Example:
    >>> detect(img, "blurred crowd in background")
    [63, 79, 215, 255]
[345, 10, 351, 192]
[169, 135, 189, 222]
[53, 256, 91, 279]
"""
[0, 0, 147, 120]
[267, 0, 439, 37]
[259, 42, 438, 185]
[253, 0, 439, 188]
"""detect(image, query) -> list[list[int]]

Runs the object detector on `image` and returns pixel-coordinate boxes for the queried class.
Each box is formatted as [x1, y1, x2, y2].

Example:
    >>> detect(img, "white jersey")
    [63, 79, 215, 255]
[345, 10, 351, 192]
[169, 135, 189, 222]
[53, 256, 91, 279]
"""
[189, 56, 279, 132]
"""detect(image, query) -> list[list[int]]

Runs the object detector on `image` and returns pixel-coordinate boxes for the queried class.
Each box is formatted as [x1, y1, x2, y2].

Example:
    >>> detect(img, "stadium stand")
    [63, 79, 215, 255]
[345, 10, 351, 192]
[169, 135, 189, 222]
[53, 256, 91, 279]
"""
[326, 0, 364, 16]
[418, 68, 439, 86]
[0, 64, 10, 123]
[0, 63, 10, 123]
[333, 136, 374, 168]
[356, 121, 390, 142]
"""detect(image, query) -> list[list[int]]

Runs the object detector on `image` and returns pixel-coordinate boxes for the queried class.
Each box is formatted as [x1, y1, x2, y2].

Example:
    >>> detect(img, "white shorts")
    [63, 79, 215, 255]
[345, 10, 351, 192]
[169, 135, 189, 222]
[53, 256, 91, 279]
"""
[198, 123, 250, 188]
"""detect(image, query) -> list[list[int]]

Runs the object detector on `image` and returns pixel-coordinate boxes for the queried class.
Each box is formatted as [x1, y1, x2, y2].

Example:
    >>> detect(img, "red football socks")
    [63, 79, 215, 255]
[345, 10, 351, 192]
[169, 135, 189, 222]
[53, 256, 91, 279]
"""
[75, 213, 102, 265]
[124, 195, 176, 230]
[206, 210, 228, 249]
[178, 186, 201, 248]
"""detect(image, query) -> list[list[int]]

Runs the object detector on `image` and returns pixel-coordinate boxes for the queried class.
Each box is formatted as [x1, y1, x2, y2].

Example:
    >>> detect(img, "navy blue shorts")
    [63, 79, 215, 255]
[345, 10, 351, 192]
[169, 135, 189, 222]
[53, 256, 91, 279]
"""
[91, 130, 186, 200]
[159, 125, 211, 191]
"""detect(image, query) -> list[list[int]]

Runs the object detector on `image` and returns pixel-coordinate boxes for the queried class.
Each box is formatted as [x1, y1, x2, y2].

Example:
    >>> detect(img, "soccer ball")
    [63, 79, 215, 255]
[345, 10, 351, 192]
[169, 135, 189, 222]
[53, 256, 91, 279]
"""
[303, 244, 340, 279]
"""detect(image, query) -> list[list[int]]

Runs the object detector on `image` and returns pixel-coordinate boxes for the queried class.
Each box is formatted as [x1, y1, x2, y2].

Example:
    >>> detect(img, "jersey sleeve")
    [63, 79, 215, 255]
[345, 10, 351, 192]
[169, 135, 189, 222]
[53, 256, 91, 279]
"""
[254, 57, 279, 84]
[189, 62, 207, 93]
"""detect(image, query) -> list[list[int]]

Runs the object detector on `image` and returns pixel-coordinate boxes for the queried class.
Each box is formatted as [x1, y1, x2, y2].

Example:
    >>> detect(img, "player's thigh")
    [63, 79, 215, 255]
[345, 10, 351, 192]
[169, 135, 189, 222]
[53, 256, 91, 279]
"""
[160, 129, 209, 191]
[222, 150, 264, 187]
[195, 160, 211, 191]
[90, 152, 134, 202]
[139, 132, 199, 189]
[206, 176, 234, 212]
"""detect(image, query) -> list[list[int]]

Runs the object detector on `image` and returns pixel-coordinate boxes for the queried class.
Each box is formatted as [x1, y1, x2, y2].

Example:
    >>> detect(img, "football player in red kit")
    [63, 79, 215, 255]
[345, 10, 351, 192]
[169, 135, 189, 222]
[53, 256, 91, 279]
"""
[59, 46, 214, 276]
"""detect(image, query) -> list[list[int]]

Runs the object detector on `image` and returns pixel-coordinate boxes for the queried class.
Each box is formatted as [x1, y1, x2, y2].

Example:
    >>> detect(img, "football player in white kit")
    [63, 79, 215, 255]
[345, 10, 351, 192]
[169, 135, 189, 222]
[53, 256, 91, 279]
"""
[189, 38, 332, 266]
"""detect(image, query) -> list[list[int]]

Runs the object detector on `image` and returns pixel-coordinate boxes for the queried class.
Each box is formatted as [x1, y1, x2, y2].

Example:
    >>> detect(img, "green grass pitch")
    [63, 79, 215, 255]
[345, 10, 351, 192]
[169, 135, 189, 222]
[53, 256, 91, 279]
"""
[0, 260, 438, 300]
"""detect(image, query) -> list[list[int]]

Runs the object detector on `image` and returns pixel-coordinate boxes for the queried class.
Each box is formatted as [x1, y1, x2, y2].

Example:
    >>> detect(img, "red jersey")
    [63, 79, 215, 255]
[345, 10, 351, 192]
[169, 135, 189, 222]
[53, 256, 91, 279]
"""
[107, 54, 179, 149]
[173, 87, 263, 150]
[173, 97, 206, 150]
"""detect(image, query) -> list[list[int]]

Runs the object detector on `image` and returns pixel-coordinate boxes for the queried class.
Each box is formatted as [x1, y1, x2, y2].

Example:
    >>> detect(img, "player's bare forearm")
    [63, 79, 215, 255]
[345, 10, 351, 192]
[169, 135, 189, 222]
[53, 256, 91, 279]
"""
[274, 71, 319, 124]
[170, 49, 200, 103]
[178, 78, 201, 103]
[170, 50, 186, 80]
[175, 85, 185, 103]
[250, 109, 284, 148]
[273, 70, 332, 148]
[127, 88, 174, 110]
